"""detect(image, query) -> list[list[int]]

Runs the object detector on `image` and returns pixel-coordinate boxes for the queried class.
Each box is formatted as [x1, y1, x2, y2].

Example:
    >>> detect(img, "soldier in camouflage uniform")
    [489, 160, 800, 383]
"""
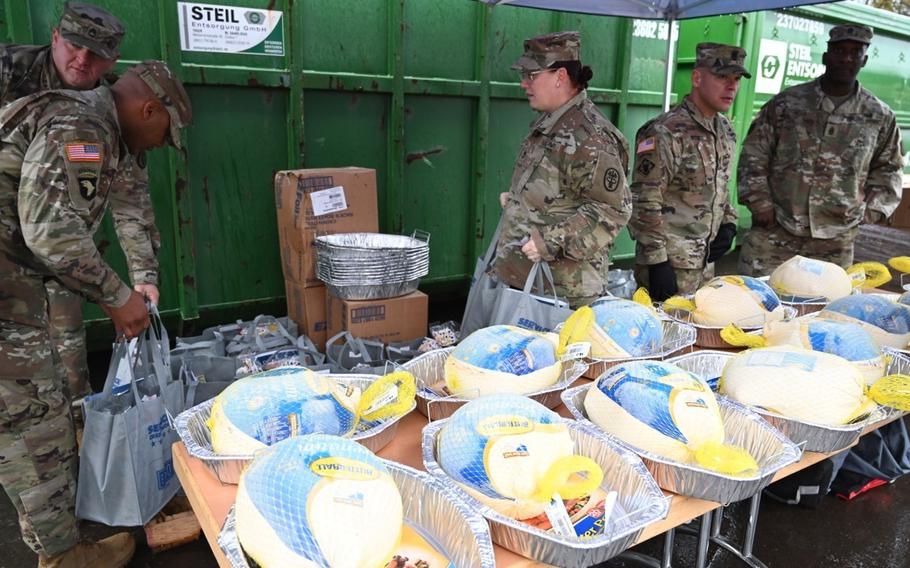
[493, 31, 631, 308]
[630, 43, 749, 300]
[738, 24, 905, 276]
[0, 62, 191, 567]
[0, 2, 161, 397]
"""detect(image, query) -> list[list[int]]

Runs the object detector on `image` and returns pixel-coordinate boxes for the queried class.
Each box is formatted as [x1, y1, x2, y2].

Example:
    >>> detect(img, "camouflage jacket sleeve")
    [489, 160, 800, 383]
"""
[109, 156, 161, 285]
[737, 100, 777, 215]
[533, 137, 631, 262]
[17, 118, 132, 307]
[865, 111, 905, 219]
[629, 124, 677, 265]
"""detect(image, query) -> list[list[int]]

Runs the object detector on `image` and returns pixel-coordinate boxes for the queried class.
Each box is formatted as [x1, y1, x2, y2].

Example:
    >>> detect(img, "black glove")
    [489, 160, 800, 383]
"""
[707, 223, 737, 263]
[648, 261, 678, 301]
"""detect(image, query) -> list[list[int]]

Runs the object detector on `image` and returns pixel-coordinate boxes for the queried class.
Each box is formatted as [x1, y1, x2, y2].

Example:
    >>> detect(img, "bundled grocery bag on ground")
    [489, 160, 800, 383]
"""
[720, 318, 885, 384]
[664, 275, 786, 327]
[558, 297, 662, 358]
[207, 366, 416, 454]
[235, 435, 403, 567]
[437, 394, 602, 520]
[584, 360, 757, 475]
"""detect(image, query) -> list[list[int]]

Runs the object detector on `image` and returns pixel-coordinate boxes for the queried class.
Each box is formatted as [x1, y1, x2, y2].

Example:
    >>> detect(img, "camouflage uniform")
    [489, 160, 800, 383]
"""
[630, 43, 747, 295]
[494, 32, 632, 308]
[0, 5, 160, 396]
[738, 25, 904, 276]
[0, 62, 190, 557]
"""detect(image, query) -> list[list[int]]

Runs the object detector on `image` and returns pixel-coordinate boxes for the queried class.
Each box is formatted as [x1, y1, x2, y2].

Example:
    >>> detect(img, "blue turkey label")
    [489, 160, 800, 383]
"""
[500, 349, 536, 375]
[744, 350, 816, 372]
[797, 257, 825, 276]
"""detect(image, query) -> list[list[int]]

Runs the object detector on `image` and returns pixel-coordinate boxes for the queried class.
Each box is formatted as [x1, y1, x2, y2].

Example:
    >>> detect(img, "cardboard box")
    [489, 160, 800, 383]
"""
[284, 281, 327, 348]
[275, 167, 379, 286]
[888, 174, 910, 229]
[326, 291, 428, 344]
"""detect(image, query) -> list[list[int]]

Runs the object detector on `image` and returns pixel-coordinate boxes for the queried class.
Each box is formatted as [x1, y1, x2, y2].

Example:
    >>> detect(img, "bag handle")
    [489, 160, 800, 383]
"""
[296, 335, 326, 366]
[180, 362, 199, 409]
[480, 217, 504, 270]
[522, 262, 559, 301]
[99, 339, 132, 398]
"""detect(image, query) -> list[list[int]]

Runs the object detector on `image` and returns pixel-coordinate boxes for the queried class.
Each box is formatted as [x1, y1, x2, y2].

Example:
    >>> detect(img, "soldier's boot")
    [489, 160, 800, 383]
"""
[37, 532, 136, 568]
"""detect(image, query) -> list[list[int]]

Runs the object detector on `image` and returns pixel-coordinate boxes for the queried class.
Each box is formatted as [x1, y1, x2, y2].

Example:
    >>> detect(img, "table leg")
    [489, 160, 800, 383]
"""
[661, 528, 675, 568]
[710, 492, 768, 568]
[695, 511, 712, 568]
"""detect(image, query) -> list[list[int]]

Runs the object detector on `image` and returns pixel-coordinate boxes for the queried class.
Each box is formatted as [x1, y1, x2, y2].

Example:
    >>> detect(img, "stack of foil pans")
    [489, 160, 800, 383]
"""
[583, 318, 696, 378]
[174, 374, 415, 484]
[218, 460, 496, 568]
[402, 346, 589, 420]
[561, 382, 801, 503]
[422, 418, 669, 568]
[315, 233, 429, 300]
[668, 350, 899, 453]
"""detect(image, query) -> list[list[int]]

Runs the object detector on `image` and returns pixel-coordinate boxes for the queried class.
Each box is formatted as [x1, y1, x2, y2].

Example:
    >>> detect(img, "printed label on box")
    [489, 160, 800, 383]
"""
[310, 185, 347, 216]
[351, 305, 386, 324]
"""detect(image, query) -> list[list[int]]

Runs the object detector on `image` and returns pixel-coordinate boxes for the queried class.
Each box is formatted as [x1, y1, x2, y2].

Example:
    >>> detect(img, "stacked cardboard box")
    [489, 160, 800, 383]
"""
[275, 167, 379, 347]
[275, 167, 429, 349]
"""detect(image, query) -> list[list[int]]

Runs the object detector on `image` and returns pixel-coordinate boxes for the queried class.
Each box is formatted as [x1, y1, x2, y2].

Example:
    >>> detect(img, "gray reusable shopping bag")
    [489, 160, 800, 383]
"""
[460, 219, 503, 337]
[76, 306, 185, 526]
[485, 262, 574, 333]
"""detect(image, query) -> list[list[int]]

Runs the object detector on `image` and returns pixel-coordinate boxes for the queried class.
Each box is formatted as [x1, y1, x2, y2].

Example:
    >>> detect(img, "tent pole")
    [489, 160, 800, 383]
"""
[663, 17, 677, 112]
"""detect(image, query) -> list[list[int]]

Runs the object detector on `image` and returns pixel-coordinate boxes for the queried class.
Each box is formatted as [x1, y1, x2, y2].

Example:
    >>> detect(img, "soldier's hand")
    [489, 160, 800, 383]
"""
[134, 283, 160, 305]
[864, 209, 885, 225]
[106, 291, 150, 339]
[521, 239, 542, 263]
[751, 208, 777, 229]
[707, 223, 738, 263]
[648, 261, 678, 301]
[499, 192, 509, 208]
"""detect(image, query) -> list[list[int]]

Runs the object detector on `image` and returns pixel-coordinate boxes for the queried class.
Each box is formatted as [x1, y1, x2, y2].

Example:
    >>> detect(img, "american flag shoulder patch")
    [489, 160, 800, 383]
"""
[636, 136, 656, 154]
[65, 142, 102, 163]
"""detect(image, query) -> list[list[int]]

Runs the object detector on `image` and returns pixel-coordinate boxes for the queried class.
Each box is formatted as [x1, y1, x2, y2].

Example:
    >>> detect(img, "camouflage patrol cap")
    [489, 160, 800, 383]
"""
[57, 1, 124, 60]
[828, 24, 873, 45]
[129, 61, 193, 149]
[511, 31, 580, 72]
[695, 43, 751, 78]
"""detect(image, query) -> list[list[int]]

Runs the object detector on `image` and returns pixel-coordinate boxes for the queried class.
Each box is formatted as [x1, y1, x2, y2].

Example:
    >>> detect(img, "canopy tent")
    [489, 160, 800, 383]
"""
[481, 0, 837, 110]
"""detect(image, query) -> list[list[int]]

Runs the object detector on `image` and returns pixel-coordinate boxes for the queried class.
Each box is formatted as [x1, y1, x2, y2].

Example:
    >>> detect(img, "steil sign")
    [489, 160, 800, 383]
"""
[178, 2, 284, 56]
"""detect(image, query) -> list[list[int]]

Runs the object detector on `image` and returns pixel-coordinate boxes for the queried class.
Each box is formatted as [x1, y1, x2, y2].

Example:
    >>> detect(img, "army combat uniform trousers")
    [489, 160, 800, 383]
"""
[45, 280, 89, 398]
[738, 224, 859, 277]
[0, 283, 79, 557]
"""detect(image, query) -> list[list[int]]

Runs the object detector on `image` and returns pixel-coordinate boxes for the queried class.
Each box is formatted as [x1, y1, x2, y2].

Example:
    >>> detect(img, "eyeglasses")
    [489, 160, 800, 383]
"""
[519, 68, 557, 83]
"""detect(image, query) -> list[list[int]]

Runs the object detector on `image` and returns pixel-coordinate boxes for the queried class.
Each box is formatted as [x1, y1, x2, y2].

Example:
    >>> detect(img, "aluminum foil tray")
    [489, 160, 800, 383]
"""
[668, 351, 873, 453]
[561, 382, 800, 503]
[584, 319, 696, 379]
[402, 346, 588, 421]
[316, 232, 429, 252]
[663, 305, 797, 349]
[422, 418, 668, 568]
[326, 278, 422, 300]
[217, 460, 496, 568]
[174, 374, 415, 484]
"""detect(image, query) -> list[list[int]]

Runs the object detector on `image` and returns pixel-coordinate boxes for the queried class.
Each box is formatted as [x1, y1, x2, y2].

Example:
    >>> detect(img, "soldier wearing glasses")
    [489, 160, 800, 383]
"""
[493, 31, 632, 308]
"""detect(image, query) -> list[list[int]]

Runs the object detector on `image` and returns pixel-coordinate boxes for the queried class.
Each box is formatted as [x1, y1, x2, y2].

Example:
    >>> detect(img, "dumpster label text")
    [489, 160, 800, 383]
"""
[178, 2, 284, 56]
